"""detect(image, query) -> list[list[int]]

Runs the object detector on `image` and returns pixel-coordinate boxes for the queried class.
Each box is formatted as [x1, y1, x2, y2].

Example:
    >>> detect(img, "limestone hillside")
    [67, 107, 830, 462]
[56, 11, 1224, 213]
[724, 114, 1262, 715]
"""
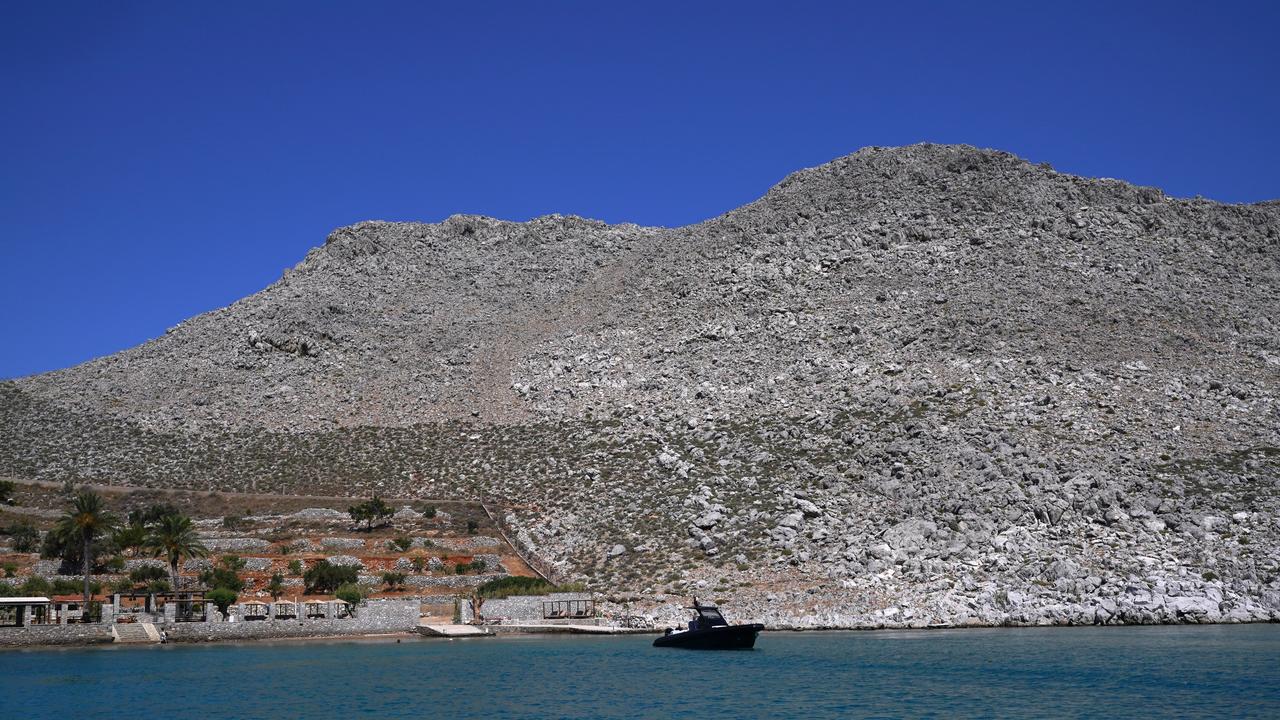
[3, 144, 1279, 626]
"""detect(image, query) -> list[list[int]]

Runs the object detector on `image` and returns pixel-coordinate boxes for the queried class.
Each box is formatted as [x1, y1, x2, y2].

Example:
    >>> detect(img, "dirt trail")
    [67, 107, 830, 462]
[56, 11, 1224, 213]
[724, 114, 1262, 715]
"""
[2, 475, 478, 506]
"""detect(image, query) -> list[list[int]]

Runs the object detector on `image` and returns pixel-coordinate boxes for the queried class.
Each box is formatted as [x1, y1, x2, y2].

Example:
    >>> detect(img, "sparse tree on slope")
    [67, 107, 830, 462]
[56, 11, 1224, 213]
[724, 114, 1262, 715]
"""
[348, 495, 393, 531]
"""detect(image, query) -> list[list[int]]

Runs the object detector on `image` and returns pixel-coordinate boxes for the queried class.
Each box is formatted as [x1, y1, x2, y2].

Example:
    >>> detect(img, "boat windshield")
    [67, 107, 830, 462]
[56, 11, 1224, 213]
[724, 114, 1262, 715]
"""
[696, 607, 728, 627]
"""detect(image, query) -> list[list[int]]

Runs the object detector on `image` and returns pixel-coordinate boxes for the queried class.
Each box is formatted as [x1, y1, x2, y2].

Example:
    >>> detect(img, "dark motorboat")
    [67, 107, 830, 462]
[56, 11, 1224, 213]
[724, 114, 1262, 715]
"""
[653, 599, 764, 650]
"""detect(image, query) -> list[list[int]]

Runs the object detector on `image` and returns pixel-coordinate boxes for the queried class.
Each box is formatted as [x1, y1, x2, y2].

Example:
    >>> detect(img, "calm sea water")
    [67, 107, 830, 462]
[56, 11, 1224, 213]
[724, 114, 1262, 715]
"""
[3, 625, 1278, 719]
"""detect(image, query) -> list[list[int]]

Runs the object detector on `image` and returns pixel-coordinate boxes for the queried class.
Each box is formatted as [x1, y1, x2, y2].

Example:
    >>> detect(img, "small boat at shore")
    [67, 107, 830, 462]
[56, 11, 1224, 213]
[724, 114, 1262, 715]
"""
[653, 599, 763, 650]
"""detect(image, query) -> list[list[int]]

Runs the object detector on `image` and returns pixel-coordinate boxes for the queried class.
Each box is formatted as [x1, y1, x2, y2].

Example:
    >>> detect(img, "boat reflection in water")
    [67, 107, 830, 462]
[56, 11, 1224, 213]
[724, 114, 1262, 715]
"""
[653, 598, 764, 650]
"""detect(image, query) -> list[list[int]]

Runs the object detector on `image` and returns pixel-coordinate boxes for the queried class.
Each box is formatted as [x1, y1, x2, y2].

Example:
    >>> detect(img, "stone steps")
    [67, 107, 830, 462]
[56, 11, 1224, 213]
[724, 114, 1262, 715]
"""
[112, 622, 161, 644]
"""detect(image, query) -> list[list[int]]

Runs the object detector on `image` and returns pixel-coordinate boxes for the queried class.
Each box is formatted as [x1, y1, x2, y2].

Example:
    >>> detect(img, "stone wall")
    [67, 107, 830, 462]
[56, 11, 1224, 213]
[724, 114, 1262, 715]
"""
[164, 599, 419, 643]
[0, 624, 113, 648]
[397, 572, 505, 590]
[428, 537, 500, 551]
[0, 599, 420, 648]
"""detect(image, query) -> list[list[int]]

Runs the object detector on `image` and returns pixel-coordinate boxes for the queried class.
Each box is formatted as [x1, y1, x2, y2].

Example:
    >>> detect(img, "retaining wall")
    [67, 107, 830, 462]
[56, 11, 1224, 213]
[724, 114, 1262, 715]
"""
[0, 624, 114, 647]
[0, 600, 420, 648]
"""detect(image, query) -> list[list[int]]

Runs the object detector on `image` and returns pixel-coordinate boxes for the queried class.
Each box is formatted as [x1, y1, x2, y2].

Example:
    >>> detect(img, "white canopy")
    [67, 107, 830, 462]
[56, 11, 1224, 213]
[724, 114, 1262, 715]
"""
[0, 597, 51, 604]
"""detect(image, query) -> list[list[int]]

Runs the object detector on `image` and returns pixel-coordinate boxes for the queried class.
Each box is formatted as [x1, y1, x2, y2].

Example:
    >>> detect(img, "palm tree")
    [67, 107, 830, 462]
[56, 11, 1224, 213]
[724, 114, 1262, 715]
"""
[54, 490, 119, 614]
[145, 514, 208, 589]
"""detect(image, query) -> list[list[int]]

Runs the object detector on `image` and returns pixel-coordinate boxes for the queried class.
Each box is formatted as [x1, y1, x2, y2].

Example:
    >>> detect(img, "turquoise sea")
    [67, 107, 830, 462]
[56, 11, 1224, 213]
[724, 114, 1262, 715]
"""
[2, 625, 1279, 719]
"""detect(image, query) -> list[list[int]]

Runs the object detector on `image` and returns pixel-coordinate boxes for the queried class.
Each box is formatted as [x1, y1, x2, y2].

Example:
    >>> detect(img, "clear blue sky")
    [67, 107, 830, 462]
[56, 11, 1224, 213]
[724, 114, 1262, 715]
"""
[2, 1, 1277, 379]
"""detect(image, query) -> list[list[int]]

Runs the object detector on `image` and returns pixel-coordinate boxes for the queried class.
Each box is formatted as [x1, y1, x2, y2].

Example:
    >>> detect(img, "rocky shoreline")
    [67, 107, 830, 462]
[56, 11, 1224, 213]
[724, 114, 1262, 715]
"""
[621, 581, 1280, 632]
[646, 585, 1280, 631]
[5, 614, 1277, 651]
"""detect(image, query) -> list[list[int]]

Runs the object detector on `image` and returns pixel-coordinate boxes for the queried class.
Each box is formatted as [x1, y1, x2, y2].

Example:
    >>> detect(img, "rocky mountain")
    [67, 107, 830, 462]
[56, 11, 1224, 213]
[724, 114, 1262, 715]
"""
[3, 143, 1279, 627]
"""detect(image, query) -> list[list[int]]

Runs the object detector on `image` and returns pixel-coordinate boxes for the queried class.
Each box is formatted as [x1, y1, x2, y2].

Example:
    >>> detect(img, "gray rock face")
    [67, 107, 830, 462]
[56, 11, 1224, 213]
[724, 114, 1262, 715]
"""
[1, 143, 1278, 624]
[884, 519, 937, 553]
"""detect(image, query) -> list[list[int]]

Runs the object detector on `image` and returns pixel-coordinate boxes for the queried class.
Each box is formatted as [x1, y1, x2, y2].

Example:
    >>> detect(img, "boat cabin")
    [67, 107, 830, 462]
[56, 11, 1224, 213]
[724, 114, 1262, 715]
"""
[686, 602, 729, 631]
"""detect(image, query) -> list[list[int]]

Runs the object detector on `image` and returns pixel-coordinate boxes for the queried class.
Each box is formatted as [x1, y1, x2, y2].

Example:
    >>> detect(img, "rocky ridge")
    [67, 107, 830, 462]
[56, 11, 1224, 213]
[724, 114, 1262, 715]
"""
[2, 143, 1278, 627]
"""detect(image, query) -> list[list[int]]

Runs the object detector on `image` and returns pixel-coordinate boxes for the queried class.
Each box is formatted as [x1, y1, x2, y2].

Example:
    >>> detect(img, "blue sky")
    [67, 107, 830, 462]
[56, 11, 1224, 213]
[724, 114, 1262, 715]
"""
[2, 1, 1277, 379]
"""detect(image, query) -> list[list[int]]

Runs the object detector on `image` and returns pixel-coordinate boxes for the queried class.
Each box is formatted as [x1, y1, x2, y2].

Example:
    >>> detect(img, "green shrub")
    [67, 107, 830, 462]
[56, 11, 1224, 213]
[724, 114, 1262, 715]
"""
[0, 480, 15, 505]
[105, 555, 126, 572]
[267, 572, 286, 600]
[389, 536, 413, 552]
[381, 571, 407, 589]
[466, 519, 479, 535]
[0, 581, 17, 597]
[20, 576, 51, 595]
[475, 576, 556, 599]
[207, 587, 237, 617]
[1, 563, 15, 578]
[199, 555, 246, 592]
[410, 557, 426, 572]
[6, 522, 39, 553]
[112, 524, 147, 556]
[335, 582, 363, 609]
[220, 554, 246, 571]
[129, 566, 167, 584]
[287, 559, 303, 576]
[128, 504, 180, 527]
[303, 560, 358, 593]
[221, 515, 242, 529]
[421, 505, 437, 519]
[51, 578, 101, 595]
[452, 558, 489, 576]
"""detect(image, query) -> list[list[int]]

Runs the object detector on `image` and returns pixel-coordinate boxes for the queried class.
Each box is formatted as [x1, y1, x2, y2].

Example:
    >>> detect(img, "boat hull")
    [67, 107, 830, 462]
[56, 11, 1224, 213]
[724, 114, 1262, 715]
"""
[652, 623, 764, 650]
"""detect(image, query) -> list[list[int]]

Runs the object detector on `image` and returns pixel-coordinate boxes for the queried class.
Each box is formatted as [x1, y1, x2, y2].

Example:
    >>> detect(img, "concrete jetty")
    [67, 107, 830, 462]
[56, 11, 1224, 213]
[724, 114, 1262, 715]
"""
[417, 623, 652, 638]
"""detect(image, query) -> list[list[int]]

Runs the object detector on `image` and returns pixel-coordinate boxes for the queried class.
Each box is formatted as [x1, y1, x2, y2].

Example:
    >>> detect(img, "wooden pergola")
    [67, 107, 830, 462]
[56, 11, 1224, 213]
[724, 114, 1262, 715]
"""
[542, 599, 595, 620]
[241, 602, 269, 620]
[114, 590, 208, 622]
